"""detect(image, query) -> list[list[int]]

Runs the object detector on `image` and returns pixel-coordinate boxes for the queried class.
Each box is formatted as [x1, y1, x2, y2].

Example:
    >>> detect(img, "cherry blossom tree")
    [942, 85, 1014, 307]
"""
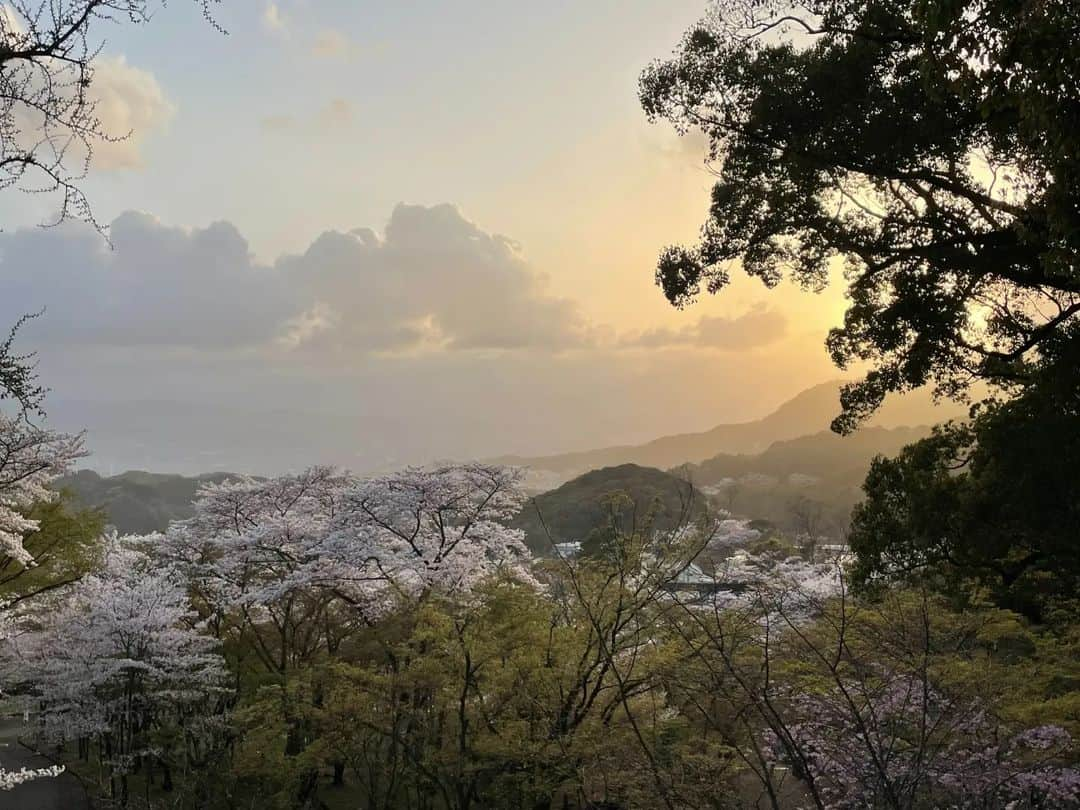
[4, 538, 229, 804]
[705, 549, 843, 617]
[151, 463, 533, 790]
[158, 464, 534, 677]
[0, 412, 83, 568]
[709, 515, 761, 551]
[662, 577, 1080, 810]
[326, 463, 534, 596]
[0, 412, 84, 791]
[767, 680, 1080, 809]
[159, 465, 376, 679]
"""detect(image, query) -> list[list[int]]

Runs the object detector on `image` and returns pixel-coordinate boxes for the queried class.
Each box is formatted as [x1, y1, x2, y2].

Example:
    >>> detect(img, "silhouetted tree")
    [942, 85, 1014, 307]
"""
[641, 0, 1080, 431]
[848, 328, 1080, 621]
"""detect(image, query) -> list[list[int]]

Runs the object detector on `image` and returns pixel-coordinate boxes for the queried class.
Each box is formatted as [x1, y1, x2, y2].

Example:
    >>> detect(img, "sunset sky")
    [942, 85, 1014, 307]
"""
[0, 0, 857, 474]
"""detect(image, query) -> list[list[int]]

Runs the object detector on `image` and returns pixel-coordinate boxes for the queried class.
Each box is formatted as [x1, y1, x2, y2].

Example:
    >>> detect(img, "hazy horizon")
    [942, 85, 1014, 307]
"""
[5, 0, 864, 475]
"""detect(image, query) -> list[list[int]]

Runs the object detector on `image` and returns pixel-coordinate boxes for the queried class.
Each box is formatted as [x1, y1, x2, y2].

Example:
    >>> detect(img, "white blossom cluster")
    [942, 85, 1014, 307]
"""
[708, 549, 843, 617]
[708, 516, 762, 551]
[0, 413, 83, 567]
[4, 540, 229, 750]
[0, 413, 84, 790]
[0, 764, 65, 791]
[0, 462, 533, 792]
[158, 463, 535, 625]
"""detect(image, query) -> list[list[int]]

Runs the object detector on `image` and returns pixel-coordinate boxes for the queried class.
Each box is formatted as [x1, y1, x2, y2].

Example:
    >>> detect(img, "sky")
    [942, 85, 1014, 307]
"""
[1, 0, 864, 474]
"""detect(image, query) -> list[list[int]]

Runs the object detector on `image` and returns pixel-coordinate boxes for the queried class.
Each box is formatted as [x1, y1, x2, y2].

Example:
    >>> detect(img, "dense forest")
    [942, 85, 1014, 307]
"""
[2, 0, 1079, 808]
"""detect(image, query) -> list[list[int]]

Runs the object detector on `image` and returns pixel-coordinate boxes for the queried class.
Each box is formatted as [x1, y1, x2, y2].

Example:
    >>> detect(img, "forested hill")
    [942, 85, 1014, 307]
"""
[512, 464, 708, 553]
[54, 470, 236, 534]
[677, 425, 933, 539]
[55, 426, 931, 539]
[492, 381, 962, 484]
[683, 425, 931, 488]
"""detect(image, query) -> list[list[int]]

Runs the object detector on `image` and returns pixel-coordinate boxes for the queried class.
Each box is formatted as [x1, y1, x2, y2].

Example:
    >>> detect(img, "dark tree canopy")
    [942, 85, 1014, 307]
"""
[641, 0, 1080, 432]
[847, 324, 1080, 622]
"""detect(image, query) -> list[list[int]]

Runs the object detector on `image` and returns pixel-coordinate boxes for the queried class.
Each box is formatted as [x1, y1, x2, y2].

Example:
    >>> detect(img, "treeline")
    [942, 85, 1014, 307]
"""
[1, 455, 1077, 809]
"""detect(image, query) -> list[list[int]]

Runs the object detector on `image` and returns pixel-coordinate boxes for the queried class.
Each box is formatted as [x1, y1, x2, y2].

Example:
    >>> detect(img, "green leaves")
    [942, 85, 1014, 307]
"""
[848, 339, 1080, 621]
[642, 0, 1080, 429]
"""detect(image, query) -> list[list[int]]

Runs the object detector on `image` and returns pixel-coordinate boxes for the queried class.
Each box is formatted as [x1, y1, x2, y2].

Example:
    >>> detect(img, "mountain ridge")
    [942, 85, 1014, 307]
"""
[493, 381, 962, 482]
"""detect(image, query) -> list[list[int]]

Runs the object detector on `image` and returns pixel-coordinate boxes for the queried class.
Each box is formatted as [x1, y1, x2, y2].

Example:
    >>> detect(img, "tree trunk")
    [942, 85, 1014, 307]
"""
[161, 760, 174, 792]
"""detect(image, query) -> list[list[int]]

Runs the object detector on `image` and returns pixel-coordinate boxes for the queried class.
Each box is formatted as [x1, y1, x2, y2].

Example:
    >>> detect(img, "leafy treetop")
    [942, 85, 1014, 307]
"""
[641, 0, 1080, 431]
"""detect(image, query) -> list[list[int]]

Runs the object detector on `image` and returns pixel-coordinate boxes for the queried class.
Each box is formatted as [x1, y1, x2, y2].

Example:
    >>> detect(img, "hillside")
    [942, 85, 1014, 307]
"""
[55, 470, 236, 534]
[684, 425, 930, 487]
[681, 425, 933, 538]
[513, 464, 708, 553]
[494, 381, 962, 485]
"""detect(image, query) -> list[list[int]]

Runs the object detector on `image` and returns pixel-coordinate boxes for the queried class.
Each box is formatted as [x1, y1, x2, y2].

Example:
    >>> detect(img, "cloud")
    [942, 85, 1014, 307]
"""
[311, 30, 351, 59]
[0, 212, 291, 349]
[277, 302, 339, 349]
[2, 204, 785, 364]
[7, 54, 173, 172]
[621, 305, 788, 351]
[262, 3, 287, 34]
[260, 98, 354, 133]
[88, 57, 175, 170]
[0, 204, 592, 355]
[277, 203, 592, 352]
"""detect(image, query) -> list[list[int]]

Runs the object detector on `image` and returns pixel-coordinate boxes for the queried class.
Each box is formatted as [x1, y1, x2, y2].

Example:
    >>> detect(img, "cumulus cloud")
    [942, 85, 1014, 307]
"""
[0, 204, 592, 355]
[276, 203, 592, 352]
[2, 204, 784, 362]
[0, 212, 291, 348]
[88, 57, 175, 170]
[621, 304, 788, 351]
[7, 54, 172, 171]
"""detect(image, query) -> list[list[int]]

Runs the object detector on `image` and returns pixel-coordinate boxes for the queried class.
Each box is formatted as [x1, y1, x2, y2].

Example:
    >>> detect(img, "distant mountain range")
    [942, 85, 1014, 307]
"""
[55, 381, 961, 537]
[492, 381, 963, 486]
[512, 425, 934, 551]
[679, 424, 934, 538]
[683, 424, 931, 488]
[55, 469, 235, 534]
